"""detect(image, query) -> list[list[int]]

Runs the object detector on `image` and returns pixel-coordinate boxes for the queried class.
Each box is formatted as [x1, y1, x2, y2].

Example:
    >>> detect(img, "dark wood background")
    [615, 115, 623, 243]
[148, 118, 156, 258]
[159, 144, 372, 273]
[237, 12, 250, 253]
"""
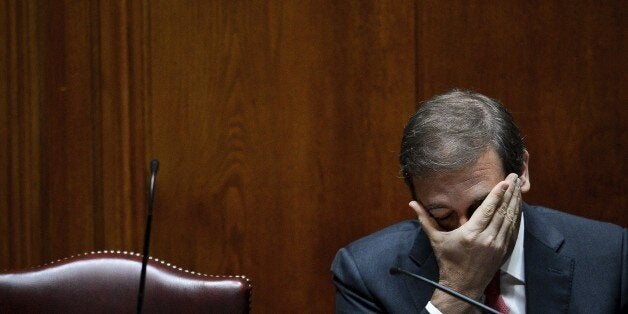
[2, 1, 625, 312]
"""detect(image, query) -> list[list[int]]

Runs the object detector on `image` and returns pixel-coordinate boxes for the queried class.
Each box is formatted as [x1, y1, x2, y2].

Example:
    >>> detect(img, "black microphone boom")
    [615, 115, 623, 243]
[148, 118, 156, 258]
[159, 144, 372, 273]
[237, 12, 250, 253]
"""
[389, 267, 500, 314]
[137, 159, 159, 314]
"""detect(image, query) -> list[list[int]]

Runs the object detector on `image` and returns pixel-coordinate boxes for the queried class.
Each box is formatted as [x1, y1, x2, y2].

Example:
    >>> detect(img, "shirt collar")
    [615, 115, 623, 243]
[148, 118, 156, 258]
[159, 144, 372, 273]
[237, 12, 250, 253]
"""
[500, 215, 525, 283]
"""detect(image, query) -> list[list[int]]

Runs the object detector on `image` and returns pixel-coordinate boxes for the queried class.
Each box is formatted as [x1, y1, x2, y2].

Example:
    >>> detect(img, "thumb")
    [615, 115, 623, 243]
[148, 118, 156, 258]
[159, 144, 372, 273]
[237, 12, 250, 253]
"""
[409, 200, 443, 237]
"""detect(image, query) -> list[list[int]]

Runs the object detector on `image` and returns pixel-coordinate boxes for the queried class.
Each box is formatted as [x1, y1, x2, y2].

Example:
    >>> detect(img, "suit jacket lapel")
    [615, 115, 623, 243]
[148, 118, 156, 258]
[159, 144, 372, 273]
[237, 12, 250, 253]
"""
[524, 206, 574, 313]
[401, 227, 439, 312]
[402, 205, 575, 313]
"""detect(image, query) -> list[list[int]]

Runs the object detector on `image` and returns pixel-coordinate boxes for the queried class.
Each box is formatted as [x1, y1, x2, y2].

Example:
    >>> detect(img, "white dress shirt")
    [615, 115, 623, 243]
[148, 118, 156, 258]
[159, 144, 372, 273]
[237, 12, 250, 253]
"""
[426, 216, 526, 313]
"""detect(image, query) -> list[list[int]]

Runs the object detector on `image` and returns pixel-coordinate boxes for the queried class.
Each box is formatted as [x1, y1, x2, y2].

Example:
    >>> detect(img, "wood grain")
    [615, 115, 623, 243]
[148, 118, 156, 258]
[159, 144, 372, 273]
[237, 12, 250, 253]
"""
[147, 1, 415, 311]
[1, 0, 42, 268]
[1, 1, 625, 313]
[416, 1, 626, 224]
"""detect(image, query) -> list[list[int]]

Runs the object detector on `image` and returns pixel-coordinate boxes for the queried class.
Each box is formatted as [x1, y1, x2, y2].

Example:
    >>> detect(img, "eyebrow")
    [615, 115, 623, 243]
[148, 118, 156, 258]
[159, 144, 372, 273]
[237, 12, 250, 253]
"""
[466, 193, 489, 218]
[469, 194, 489, 210]
[425, 193, 489, 211]
[472, 193, 489, 206]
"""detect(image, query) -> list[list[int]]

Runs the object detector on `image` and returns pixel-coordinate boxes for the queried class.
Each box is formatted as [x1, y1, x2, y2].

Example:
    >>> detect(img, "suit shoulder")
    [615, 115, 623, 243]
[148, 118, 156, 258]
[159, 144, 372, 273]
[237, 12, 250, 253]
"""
[525, 203, 625, 258]
[526, 204, 624, 236]
[346, 220, 418, 250]
[331, 220, 422, 313]
[335, 220, 418, 265]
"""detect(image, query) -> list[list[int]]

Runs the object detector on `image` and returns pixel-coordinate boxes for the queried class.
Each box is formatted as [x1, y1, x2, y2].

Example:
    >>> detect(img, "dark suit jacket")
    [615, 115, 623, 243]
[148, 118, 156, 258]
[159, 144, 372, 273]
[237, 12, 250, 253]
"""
[331, 204, 627, 313]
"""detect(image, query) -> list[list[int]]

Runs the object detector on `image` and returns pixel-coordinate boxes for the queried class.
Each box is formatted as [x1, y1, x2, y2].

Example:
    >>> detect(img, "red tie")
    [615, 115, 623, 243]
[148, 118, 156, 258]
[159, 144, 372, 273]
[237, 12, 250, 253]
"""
[484, 272, 509, 314]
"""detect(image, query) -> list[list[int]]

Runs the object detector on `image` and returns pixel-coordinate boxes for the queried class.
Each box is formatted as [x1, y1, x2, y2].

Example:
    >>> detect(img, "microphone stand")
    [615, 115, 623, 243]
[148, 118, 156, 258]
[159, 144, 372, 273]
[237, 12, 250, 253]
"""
[137, 159, 159, 314]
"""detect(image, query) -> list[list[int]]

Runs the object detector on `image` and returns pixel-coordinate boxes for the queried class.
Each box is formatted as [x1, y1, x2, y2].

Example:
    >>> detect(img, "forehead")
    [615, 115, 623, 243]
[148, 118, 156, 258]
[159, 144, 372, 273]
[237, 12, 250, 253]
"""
[412, 149, 505, 206]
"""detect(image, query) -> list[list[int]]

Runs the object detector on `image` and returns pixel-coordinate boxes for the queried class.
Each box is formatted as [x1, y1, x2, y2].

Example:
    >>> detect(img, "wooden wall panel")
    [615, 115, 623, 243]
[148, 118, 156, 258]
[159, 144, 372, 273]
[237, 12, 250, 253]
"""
[147, 1, 416, 312]
[416, 1, 626, 226]
[1, 0, 42, 268]
[1, 1, 625, 313]
[39, 0, 101, 263]
[97, 0, 148, 253]
[1, 0, 149, 267]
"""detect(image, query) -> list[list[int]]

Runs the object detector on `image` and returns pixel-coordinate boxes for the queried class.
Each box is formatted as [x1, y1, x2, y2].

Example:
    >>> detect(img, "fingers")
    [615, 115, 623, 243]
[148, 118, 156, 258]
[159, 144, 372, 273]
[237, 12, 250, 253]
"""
[498, 178, 523, 240]
[468, 173, 518, 230]
[409, 201, 443, 238]
[484, 174, 518, 236]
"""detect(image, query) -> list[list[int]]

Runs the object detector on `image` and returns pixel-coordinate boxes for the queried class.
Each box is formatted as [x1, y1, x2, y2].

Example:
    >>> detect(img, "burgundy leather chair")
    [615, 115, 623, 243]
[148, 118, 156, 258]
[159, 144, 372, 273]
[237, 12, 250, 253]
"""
[0, 250, 252, 313]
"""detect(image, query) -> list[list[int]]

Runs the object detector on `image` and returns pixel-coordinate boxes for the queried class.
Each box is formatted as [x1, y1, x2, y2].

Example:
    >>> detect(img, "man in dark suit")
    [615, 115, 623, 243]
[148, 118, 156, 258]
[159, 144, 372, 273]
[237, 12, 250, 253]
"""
[331, 90, 627, 313]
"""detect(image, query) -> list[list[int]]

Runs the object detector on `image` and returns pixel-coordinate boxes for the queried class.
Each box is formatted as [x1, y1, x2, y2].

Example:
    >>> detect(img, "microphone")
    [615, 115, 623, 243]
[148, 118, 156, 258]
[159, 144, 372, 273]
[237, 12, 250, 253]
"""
[137, 159, 159, 314]
[389, 267, 500, 314]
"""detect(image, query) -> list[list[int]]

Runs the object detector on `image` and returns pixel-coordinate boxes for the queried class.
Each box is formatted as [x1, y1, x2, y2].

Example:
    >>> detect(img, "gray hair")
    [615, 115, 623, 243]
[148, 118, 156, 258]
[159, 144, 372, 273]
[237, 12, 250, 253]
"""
[399, 89, 525, 189]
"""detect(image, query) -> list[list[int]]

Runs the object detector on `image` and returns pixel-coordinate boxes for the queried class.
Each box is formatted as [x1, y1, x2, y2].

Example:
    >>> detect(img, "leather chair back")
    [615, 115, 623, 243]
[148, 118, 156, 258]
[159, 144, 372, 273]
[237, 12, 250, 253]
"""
[0, 250, 252, 313]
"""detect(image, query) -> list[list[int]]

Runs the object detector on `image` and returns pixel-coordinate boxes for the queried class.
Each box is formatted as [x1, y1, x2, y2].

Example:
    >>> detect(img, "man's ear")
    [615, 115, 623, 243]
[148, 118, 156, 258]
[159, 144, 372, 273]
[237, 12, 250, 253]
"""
[519, 150, 531, 193]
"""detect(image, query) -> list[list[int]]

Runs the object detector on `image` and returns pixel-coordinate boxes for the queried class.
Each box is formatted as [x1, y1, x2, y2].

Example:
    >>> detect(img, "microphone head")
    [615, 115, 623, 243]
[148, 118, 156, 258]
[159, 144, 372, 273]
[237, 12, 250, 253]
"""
[389, 267, 401, 275]
[150, 159, 160, 173]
